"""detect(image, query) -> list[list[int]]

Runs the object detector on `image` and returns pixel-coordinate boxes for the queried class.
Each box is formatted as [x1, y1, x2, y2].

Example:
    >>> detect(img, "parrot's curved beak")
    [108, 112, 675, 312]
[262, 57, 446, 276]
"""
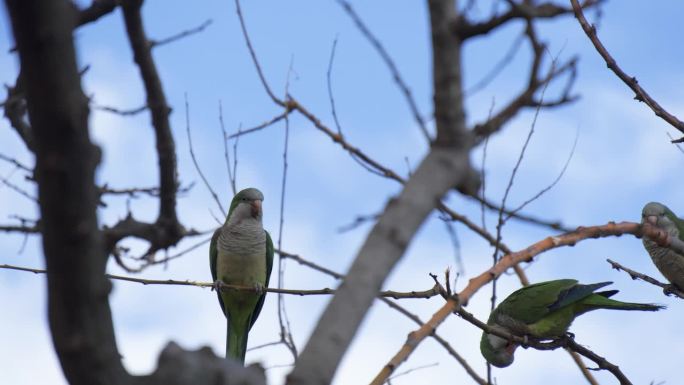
[251, 200, 262, 218]
[505, 342, 518, 355]
[645, 215, 658, 226]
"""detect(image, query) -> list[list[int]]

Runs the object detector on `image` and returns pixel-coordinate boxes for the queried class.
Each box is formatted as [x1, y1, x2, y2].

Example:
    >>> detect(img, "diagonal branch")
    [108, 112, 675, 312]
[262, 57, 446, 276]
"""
[570, 0, 684, 141]
[372, 221, 660, 384]
[607, 258, 684, 299]
[337, 0, 431, 142]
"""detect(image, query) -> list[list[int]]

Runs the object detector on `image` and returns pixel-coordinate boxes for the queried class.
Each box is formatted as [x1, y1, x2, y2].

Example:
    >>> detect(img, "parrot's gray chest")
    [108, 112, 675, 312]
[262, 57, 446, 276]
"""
[643, 228, 684, 289]
[216, 219, 267, 286]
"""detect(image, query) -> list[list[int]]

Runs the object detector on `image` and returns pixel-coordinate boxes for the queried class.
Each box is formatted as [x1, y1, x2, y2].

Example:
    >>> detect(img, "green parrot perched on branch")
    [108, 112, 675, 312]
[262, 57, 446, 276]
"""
[210, 187, 274, 364]
[641, 202, 684, 291]
[480, 279, 664, 368]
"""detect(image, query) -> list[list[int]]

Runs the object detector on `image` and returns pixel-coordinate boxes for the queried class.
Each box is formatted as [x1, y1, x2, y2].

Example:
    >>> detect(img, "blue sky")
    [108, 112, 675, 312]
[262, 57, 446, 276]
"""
[1, 1, 683, 384]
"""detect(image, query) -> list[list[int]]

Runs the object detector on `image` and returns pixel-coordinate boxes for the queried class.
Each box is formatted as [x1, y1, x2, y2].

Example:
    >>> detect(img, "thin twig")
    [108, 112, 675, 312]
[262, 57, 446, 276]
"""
[150, 19, 213, 48]
[93, 103, 147, 116]
[378, 298, 487, 385]
[234, 0, 283, 106]
[218, 101, 236, 195]
[227, 110, 292, 139]
[479, 98, 495, 231]
[506, 126, 579, 220]
[337, 0, 431, 142]
[0, 263, 443, 299]
[607, 258, 684, 299]
[1, 169, 37, 202]
[326, 37, 343, 136]
[185, 94, 226, 216]
[276, 62, 297, 360]
[337, 212, 379, 233]
[0, 153, 31, 172]
[465, 33, 524, 96]
[385, 362, 439, 383]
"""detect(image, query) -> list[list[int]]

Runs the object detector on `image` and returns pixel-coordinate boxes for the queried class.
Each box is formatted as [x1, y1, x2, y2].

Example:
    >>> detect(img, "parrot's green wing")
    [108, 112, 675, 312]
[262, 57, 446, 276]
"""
[496, 279, 579, 324]
[664, 208, 684, 237]
[209, 228, 226, 316]
[248, 230, 274, 330]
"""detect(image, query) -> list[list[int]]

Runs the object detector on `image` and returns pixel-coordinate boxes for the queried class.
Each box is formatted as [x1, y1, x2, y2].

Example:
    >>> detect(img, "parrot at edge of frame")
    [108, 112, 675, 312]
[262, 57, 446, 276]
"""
[210, 187, 273, 364]
[480, 279, 664, 368]
[641, 201, 684, 291]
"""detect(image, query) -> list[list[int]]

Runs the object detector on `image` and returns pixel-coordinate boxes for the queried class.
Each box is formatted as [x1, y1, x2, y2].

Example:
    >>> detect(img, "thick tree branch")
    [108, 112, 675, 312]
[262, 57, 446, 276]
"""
[121, 0, 181, 228]
[4, 1, 127, 384]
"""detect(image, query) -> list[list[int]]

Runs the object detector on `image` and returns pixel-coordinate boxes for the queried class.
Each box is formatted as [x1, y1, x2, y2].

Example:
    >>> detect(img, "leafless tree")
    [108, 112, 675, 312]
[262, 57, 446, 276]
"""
[2, 1, 682, 385]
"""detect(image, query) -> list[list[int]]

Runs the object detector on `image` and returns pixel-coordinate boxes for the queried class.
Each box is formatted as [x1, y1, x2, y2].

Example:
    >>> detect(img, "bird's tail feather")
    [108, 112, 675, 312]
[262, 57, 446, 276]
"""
[226, 318, 249, 365]
[584, 294, 665, 311]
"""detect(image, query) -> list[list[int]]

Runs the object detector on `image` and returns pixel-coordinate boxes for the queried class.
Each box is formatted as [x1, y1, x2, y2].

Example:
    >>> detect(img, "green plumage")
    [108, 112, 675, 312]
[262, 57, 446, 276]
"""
[210, 188, 273, 364]
[480, 279, 664, 368]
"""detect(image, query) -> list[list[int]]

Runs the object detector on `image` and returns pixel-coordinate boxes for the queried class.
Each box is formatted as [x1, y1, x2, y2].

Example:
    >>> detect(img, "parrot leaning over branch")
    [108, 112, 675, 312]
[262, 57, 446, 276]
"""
[210, 187, 274, 364]
[480, 279, 664, 368]
[641, 201, 684, 291]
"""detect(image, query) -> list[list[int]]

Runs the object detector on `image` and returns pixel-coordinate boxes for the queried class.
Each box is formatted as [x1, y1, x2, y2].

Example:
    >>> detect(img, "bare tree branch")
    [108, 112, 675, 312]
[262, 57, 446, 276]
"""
[150, 19, 213, 48]
[4, 1, 127, 383]
[77, 0, 118, 26]
[607, 258, 684, 299]
[570, 0, 684, 142]
[0, 263, 445, 299]
[379, 298, 487, 385]
[93, 103, 147, 116]
[454, 0, 603, 39]
[218, 101, 237, 195]
[471, 22, 579, 143]
[337, 0, 431, 142]
[185, 94, 226, 216]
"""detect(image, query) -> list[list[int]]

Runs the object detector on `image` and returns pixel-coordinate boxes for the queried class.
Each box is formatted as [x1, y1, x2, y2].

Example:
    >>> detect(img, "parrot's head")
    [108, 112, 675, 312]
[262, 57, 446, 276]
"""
[641, 202, 679, 235]
[227, 187, 265, 224]
[480, 330, 517, 368]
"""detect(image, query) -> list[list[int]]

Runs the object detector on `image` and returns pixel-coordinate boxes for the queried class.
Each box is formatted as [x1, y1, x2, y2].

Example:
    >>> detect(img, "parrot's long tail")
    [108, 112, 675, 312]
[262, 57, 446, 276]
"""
[586, 291, 665, 311]
[226, 318, 249, 365]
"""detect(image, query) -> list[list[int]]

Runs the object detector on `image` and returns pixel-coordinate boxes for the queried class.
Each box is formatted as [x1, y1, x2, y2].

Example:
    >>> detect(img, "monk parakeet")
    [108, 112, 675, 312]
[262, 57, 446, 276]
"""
[480, 279, 664, 368]
[641, 202, 684, 291]
[210, 188, 274, 364]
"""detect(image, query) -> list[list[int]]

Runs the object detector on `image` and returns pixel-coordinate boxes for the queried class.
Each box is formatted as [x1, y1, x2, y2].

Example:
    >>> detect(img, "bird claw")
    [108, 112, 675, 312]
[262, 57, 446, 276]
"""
[565, 332, 575, 340]
[663, 284, 680, 296]
[520, 335, 530, 349]
[212, 280, 223, 293]
[253, 282, 266, 295]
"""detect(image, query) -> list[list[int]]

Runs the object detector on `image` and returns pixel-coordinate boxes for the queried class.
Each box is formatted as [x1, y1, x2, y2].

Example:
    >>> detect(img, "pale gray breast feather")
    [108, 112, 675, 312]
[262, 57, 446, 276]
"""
[643, 239, 671, 260]
[218, 221, 266, 256]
